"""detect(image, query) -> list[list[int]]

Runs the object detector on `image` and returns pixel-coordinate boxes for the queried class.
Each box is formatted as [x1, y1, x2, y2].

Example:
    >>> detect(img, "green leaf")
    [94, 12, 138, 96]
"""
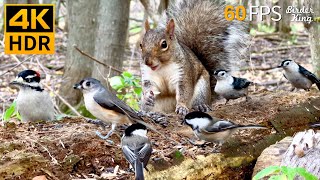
[280, 166, 296, 180]
[269, 174, 287, 180]
[109, 76, 124, 90]
[253, 166, 281, 180]
[134, 87, 142, 96]
[15, 111, 22, 121]
[122, 71, 133, 78]
[295, 167, 318, 180]
[3, 101, 17, 121]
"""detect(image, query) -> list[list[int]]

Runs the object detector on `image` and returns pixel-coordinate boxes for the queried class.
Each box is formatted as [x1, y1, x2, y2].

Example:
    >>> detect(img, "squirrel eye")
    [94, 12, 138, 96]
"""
[160, 40, 168, 50]
[140, 43, 142, 49]
[86, 81, 91, 87]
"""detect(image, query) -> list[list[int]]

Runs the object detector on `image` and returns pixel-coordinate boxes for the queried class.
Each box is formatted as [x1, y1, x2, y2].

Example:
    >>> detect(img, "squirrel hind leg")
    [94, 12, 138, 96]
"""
[191, 72, 212, 112]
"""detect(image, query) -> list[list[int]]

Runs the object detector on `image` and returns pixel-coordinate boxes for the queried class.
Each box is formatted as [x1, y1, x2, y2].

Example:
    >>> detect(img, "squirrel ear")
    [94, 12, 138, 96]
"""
[166, 19, 175, 39]
[145, 20, 150, 31]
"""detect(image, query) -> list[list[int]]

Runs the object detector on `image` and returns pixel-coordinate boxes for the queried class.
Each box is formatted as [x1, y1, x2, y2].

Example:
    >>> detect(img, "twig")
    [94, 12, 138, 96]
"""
[240, 66, 278, 71]
[73, 45, 123, 73]
[256, 45, 309, 54]
[27, 137, 58, 164]
[129, 17, 143, 22]
[0, 42, 81, 116]
[42, 83, 81, 116]
[0, 55, 35, 76]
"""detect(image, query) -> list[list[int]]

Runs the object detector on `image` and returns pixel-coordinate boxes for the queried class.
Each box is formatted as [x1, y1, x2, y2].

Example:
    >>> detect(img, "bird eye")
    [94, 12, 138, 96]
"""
[86, 81, 91, 87]
[221, 72, 225, 76]
[140, 43, 142, 49]
[25, 78, 31, 83]
[160, 40, 168, 50]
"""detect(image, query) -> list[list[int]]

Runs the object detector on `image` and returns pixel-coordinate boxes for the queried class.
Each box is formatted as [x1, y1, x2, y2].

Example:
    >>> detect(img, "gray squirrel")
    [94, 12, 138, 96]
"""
[139, 0, 249, 116]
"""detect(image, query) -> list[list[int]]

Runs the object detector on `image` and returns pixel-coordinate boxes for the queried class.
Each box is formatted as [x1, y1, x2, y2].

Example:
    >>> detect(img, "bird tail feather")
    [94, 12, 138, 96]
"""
[316, 82, 320, 90]
[135, 157, 144, 180]
[237, 124, 267, 130]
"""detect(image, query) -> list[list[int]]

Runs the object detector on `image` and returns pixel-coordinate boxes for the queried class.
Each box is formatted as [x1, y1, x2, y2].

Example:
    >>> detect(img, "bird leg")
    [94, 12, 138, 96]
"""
[95, 123, 117, 144]
[245, 95, 251, 102]
[225, 99, 229, 105]
[211, 142, 222, 153]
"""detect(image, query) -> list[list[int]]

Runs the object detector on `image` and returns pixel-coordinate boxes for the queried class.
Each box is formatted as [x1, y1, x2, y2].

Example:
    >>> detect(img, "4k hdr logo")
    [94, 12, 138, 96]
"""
[4, 4, 55, 54]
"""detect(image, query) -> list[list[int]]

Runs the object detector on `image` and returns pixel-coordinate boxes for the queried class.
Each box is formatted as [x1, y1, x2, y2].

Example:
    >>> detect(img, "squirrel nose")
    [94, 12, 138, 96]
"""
[144, 57, 152, 66]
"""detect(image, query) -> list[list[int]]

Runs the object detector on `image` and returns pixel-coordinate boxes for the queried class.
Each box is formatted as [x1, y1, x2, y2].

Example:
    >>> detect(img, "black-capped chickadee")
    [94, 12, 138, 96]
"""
[74, 78, 157, 141]
[121, 123, 152, 180]
[278, 59, 320, 91]
[9, 70, 55, 122]
[213, 69, 252, 104]
[183, 111, 267, 146]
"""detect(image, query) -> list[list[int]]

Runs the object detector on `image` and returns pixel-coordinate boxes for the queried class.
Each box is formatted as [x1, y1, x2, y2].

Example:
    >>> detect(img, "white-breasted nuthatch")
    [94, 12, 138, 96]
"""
[213, 69, 252, 104]
[278, 59, 320, 91]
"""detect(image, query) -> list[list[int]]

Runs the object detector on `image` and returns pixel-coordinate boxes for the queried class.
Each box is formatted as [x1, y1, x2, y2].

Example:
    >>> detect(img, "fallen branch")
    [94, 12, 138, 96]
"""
[256, 44, 309, 54]
[73, 45, 123, 73]
[240, 66, 278, 71]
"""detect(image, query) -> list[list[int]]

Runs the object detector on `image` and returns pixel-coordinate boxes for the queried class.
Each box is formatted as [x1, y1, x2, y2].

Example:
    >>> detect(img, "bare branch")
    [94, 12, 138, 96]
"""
[73, 45, 123, 73]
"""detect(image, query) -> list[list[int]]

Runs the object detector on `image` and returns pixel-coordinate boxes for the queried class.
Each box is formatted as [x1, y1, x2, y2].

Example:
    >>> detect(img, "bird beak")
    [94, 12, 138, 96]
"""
[73, 83, 82, 89]
[10, 77, 24, 86]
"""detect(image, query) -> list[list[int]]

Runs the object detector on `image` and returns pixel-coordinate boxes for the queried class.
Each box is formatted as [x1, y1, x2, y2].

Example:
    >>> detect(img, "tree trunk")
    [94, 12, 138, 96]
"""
[92, 0, 130, 86]
[309, 0, 320, 77]
[279, 0, 291, 34]
[58, 0, 98, 112]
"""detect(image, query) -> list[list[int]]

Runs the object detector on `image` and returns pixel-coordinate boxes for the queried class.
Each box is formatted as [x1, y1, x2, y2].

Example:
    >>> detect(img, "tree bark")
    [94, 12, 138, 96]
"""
[92, 0, 130, 86]
[58, 0, 98, 111]
[309, 0, 320, 77]
[279, 0, 291, 34]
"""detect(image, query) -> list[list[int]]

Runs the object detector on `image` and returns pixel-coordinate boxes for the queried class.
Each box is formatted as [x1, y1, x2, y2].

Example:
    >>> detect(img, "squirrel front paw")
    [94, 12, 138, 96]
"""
[175, 104, 189, 116]
[144, 91, 155, 107]
[193, 104, 212, 112]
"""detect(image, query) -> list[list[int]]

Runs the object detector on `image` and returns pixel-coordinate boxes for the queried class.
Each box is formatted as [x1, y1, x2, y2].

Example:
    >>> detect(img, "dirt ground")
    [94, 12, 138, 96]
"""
[0, 88, 319, 179]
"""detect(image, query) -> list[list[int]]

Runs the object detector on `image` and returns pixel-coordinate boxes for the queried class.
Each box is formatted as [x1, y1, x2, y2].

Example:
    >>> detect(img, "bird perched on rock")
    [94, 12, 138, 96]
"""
[10, 70, 55, 122]
[121, 123, 152, 180]
[278, 59, 320, 91]
[213, 70, 252, 104]
[183, 111, 267, 148]
[74, 78, 157, 142]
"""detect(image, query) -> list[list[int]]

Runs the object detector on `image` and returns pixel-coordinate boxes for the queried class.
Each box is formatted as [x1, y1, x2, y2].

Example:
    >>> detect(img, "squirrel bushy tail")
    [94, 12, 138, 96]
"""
[158, 0, 249, 74]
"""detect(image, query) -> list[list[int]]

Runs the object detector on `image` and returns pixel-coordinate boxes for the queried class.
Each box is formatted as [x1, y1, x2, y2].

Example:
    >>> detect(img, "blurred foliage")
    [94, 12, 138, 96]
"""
[250, 23, 276, 35]
[109, 71, 142, 110]
[253, 166, 317, 180]
[2, 101, 21, 121]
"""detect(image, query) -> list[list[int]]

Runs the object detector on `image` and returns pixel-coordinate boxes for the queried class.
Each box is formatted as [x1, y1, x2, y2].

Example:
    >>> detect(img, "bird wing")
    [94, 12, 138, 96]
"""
[283, 74, 287, 80]
[203, 120, 239, 133]
[138, 143, 152, 168]
[122, 142, 152, 170]
[122, 145, 137, 168]
[93, 89, 142, 121]
[298, 65, 320, 88]
[232, 77, 252, 90]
